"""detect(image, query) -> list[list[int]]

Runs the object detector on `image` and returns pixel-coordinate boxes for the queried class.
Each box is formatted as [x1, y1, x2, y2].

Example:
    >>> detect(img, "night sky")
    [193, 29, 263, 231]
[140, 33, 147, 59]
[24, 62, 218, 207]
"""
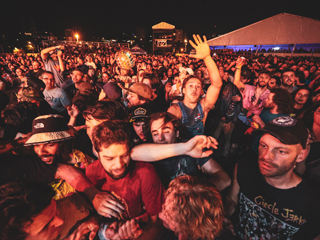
[1, 0, 320, 40]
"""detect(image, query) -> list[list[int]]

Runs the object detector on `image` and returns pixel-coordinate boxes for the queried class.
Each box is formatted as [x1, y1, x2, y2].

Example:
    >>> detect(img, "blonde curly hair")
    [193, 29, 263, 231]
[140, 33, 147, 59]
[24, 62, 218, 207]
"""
[165, 175, 224, 240]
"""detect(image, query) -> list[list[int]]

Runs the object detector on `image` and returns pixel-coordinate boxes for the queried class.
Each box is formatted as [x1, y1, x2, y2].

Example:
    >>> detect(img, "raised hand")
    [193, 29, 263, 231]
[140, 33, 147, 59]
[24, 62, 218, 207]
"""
[189, 34, 210, 60]
[184, 135, 218, 158]
[236, 57, 245, 68]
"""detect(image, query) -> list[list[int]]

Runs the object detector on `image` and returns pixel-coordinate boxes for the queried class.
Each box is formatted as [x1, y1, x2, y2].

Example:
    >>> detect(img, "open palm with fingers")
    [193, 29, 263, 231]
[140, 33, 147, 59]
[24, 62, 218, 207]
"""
[189, 34, 210, 60]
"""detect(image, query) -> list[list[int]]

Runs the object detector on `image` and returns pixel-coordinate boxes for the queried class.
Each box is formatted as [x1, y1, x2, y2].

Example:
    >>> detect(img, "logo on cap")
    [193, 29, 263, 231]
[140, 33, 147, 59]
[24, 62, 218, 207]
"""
[34, 123, 44, 129]
[270, 116, 296, 127]
[134, 107, 146, 116]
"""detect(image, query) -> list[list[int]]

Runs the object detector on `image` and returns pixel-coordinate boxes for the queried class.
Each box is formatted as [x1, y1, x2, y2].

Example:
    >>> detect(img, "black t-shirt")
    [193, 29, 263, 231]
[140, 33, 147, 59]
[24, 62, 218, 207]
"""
[0, 154, 57, 185]
[28, 69, 45, 80]
[304, 141, 320, 183]
[152, 155, 210, 188]
[234, 157, 320, 240]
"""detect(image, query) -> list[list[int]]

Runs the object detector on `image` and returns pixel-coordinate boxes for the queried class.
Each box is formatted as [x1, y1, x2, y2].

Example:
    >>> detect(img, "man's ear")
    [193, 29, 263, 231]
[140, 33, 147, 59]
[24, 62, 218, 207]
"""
[296, 148, 309, 163]
[182, 88, 185, 95]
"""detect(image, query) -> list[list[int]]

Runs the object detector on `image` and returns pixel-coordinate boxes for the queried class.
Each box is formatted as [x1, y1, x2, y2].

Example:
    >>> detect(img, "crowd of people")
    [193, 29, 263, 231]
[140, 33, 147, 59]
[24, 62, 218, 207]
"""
[0, 34, 320, 240]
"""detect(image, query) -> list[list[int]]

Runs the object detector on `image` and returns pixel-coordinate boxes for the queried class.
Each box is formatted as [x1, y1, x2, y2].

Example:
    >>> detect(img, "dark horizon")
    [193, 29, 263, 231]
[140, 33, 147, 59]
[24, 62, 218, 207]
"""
[1, 0, 320, 41]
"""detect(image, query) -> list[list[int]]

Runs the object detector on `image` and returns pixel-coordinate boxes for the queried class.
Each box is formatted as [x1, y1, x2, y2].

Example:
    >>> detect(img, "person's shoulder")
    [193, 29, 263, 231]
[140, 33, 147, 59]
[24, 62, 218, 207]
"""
[86, 159, 101, 168]
[299, 178, 320, 197]
[85, 159, 103, 176]
[168, 103, 181, 116]
[132, 162, 158, 178]
[134, 161, 155, 172]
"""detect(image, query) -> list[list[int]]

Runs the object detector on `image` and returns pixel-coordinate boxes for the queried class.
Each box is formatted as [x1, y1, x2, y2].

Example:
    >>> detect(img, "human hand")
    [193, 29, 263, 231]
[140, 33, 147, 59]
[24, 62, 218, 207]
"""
[250, 121, 260, 129]
[67, 104, 80, 118]
[104, 221, 122, 240]
[64, 216, 99, 240]
[189, 35, 210, 60]
[230, 60, 236, 66]
[184, 135, 218, 158]
[116, 219, 143, 240]
[252, 115, 264, 128]
[92, 191, 125, 218]
[235, 57, 245, 68]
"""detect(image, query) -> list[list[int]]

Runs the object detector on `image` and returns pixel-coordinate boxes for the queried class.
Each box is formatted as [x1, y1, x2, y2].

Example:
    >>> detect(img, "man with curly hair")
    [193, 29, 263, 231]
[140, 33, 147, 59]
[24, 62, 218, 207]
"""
[159, 175, 224, 240]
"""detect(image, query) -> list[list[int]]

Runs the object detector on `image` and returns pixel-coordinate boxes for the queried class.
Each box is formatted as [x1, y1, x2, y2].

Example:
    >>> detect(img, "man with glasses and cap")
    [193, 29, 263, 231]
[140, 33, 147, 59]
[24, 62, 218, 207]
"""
[225, 116, 320, 239]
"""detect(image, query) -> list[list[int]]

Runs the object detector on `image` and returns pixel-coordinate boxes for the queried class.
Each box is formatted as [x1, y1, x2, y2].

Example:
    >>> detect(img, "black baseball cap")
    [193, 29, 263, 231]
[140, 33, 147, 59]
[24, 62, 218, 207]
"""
[254, 116, 309, 149]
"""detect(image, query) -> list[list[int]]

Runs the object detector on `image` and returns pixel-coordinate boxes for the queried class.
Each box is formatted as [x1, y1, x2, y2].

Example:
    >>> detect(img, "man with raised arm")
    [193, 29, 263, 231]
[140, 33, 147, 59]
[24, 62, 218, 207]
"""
[233, 57, 271, 117]
[41, 45, 65, 88]
[131, 112, 231, 191]
[168, 35, 222, 140]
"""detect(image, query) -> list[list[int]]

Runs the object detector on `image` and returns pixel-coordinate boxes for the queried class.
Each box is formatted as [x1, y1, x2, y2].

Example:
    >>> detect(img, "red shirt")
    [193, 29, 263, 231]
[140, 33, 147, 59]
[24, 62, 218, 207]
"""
[86, 161, 164, 220]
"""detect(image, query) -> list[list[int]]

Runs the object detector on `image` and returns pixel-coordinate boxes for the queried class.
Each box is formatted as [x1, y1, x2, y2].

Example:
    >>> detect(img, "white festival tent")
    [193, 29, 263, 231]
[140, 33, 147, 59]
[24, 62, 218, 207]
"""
[207, 13, 320, 50]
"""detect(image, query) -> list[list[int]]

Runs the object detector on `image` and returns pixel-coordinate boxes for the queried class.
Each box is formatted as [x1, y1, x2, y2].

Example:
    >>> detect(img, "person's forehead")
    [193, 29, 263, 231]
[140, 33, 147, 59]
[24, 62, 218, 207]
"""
[260, 133, 295, 149]
[297, 89, 309, 95]
[34, 142, 59, 147]
[151, 118, 174, 131]
[259, 73, 270, 78]
[283, 71, 295, 76]
[43, 73, 54, 78]
[100, 143, 129, 154]
[186, 78, 201, 85]
[133, 120, 146, 125]
[73, 70, 82, 75]
[128, 91, 138, 97]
